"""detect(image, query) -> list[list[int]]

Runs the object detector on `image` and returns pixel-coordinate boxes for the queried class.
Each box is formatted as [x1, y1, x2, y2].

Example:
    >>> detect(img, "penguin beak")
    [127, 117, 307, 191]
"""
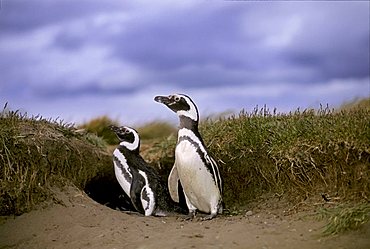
[154, 95, 172, 105]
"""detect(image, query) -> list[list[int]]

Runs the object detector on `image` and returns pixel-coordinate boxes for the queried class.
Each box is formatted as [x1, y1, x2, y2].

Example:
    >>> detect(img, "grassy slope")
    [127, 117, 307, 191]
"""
[0, 110, 112, 215]
[140, 105, 369, 234]
[206, 107, 369, 206]
[142, 106, 369, 208]
[1, 101, 369, 234]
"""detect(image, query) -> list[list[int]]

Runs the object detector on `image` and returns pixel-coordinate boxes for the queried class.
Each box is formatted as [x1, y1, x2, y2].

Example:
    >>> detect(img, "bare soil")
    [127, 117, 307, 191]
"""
[1, 186, 369, 249]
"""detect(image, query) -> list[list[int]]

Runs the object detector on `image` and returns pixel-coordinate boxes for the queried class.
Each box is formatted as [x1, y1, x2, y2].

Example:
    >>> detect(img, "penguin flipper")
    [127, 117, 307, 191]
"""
[113, 153, 133, 197]
[168, 164, 180, 203]
[129, 174, 145, 214]
[140, 186, 155, 216]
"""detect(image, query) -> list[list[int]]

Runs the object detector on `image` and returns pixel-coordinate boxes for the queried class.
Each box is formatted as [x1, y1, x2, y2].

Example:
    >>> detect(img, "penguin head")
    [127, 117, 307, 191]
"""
[154, 94, 199, 122]
[109, 125, 140, 151]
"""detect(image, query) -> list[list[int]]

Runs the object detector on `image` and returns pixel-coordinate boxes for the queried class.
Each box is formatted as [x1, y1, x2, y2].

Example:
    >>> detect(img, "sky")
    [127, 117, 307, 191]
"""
[0, 0, 369, 125]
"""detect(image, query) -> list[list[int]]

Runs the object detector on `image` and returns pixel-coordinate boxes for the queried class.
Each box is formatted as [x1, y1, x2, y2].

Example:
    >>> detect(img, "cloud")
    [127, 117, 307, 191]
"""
[0, 1, 368, 124]
[106, 1, 369, 87]
[0, 0, 124, 34]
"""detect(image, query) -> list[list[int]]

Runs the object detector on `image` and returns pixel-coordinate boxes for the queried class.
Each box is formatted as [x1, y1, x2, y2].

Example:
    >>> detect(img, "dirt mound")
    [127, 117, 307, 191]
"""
[1, 186, 369, 249]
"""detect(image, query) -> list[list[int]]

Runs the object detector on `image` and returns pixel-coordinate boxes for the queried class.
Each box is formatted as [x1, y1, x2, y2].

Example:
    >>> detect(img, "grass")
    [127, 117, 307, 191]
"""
[136, 121, 177, 141]
[78, 115, 120, 145]
[319, 203, 370, 235]
[339, 97, 370, 112]
[0, 105, 112, 215]
[143, 106, 369, 209]
[1, 99, 369, 236]
[139, 104, 369, 235]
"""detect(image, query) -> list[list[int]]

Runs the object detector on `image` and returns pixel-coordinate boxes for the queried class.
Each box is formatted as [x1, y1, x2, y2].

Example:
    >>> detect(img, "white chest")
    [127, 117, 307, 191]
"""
[113, 149, 132, 197]
[175, 140, 220, 213]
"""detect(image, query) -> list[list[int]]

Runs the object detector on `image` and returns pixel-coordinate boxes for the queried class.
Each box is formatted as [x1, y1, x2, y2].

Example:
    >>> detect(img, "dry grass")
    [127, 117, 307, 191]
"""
[137, 121, 176, 141]
[338, 97, 369, 112]
[1, 100, 369, 235]
[0, 106, 112, 215]
[141, 106, 370, 209]
[319, 203, 370, 235]
[78, 115, 119, 145]
[139, 105, 369, 234]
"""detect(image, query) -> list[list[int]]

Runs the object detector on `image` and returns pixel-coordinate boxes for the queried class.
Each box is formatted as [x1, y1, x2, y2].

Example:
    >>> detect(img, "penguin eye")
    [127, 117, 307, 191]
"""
[124, 129, 130, 134]
[174, 96, 181, 102]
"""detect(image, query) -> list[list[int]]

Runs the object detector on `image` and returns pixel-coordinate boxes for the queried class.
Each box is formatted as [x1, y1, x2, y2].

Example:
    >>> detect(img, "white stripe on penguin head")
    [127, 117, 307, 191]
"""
[175, 94, 199, 122]
[120, 127, 140, 151]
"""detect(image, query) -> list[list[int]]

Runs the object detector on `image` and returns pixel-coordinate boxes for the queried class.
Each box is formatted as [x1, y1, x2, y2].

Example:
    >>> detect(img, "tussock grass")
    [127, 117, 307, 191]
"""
[137, 121, 176, 141]
[79, 115, 119, 145]
[144, 106, 370, 209]
[1, 99, 369, 237]
[0, 106, 112, 215]
[319, 203, 370, 235]
[338, 97, 369, 112]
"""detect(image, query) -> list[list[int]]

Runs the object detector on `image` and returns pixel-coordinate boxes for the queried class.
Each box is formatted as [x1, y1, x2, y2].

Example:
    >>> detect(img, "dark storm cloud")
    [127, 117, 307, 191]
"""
[3, 1, 367, 91]
[0, 0, 122, 34]
[0, 1, 368, 124]
[53, 30, 87, 50]
[108, 1, 369, 86]
[283, 2, 370, 82]
[112, 5, 253, 72]
[34, 83, 138, 98]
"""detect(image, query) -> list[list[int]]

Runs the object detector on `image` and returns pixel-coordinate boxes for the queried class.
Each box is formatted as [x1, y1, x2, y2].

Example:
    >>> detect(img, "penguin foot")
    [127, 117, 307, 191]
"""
[200, 213, 217, 221]
[153, 210, 169, 217]
[182, 210, 196, 221]
[183, 216, 193, 221]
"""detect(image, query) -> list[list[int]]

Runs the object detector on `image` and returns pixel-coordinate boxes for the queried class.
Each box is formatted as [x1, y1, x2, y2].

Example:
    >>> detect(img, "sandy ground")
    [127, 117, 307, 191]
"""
[1, 186, 369, 249]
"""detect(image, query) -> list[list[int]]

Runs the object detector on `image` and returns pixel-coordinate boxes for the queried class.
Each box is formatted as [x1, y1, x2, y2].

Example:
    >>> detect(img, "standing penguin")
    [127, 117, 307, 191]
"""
[110, 125, 183, 216]
[154, 94, 223, 220]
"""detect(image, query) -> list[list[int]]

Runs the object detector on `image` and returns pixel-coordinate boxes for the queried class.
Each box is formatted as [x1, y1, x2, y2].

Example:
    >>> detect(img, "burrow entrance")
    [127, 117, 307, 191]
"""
[84, 166, 189, 214]
[84, 168, 134, 212]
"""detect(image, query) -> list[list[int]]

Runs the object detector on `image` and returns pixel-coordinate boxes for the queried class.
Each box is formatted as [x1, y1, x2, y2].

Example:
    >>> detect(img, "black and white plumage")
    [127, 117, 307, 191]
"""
[138, 169, 155, 216]
[111, 126, 138, 199]
[110, 125, 183, 216]
[154, 94, 223, 220]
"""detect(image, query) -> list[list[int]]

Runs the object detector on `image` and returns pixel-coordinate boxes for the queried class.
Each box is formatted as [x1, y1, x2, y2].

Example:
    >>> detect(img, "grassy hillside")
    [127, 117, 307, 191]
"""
[143, 106, 370, 208]
[338, 97, 369, 112]
[1, 101, 369, 234]
[140, 105, 369, 234]
[0, 108, 112, 215]
[78, 115, 120, 145]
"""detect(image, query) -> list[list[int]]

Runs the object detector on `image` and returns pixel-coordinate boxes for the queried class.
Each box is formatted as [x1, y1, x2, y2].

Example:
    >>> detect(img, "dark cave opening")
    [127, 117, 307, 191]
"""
[83, 162, 189, 215]
[84, 170, 134, 212]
